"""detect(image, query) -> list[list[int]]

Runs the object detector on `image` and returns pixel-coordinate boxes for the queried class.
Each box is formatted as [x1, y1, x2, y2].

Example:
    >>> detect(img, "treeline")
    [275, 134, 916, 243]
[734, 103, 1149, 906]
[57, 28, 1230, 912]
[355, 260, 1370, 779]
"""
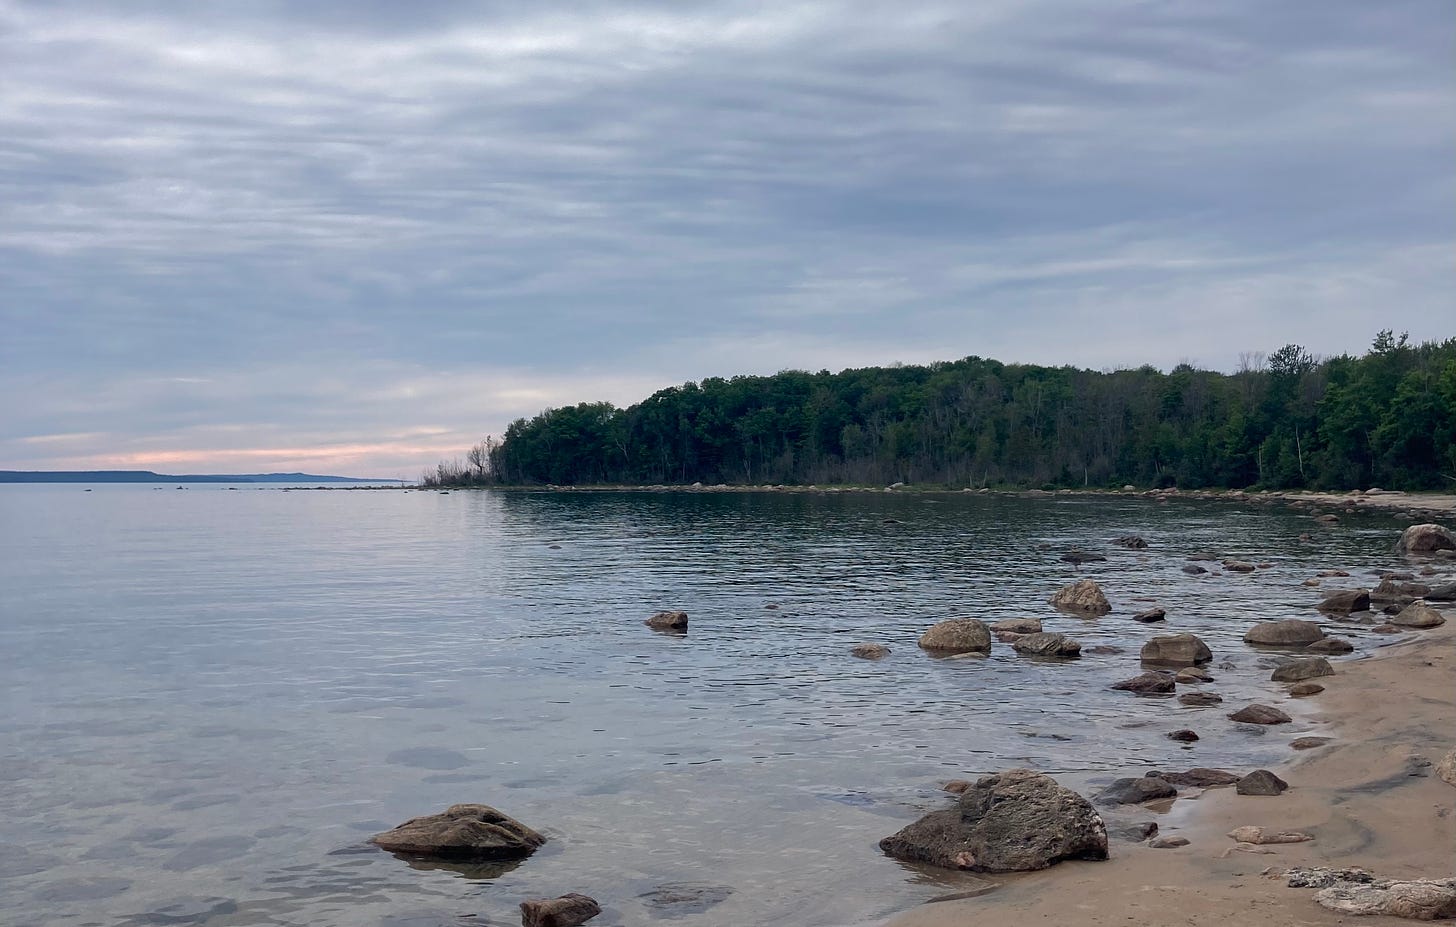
[427, 332, 1456, 491]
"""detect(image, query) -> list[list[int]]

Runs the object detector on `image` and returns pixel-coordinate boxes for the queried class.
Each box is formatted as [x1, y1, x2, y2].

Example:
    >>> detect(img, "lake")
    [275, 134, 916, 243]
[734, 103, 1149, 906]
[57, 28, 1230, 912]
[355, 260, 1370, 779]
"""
[0, 485, 1409, 926]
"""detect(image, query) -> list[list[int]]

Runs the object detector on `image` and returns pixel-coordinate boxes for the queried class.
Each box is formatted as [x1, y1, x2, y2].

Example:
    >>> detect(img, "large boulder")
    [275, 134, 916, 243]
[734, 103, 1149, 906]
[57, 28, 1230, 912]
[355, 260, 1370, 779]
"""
[1317, 590, 1371, 614]
[1244, 619, 1325, 646]
[1049, 579, 1111, 615]
[370, 804, 546, 861]
[520, 894, 601, 927]
[1390, 602, 1446, 628]
[1011, 632, 1082, 657]
[1271, 657, 1334, 683]
[1140, 633, 1213, 667]
[918, 618, 992, 653]
[879, 768, 1108, 872]
[1395, 523, 1456, 556]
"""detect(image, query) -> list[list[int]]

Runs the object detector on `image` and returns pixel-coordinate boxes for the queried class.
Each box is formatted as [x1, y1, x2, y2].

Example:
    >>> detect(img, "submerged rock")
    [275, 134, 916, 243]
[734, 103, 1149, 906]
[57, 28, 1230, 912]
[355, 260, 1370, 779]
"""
[1060, 549, 1107, 565]
[1175, 666, 1214, 683]
[520, 894, 601, 927]
[989, 618, 1043, 634]
[918, 618, 992, 653]
[1150, 835, 1190, 848]
[370, 804, 546, 861]
[1271, 657, 1335, 683]
[850, 643, 891, 660]
[1049, 579, 1111, 615]
[1111, 671, 1175, 694]
[1178, 691, 1224, 707]
[1223, 560, 1257, 573]
[1140, 633, 1212, 667]
[1244, 619, 1325, 646]
[879, 768, 1108, 872]
[1289, 682, 1325, 697]
[1181, 564, 1208, 575]
[1167, 729, 1200, 743]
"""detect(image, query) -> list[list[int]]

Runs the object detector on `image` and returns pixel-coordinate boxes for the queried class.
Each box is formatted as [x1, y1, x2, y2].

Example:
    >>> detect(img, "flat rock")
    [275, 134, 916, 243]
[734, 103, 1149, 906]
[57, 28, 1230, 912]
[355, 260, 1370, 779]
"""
[520, 894, 601, 927]
[1390, 602, 1446, 628]
[850, 643, 891, 660]
[1132, 607, 1167, 623]
[1178, 691, 1224, 707]
[1314, 877, 1456, 920]
[1140, 633, 1212, 667]
[1060, 549, 1107, 565]
[1271, 657, 1334, 683]
[1245, 619, 1326, 646]
[1229, 704, 1291, 725]
[1235, 769, 1289, 795]
[1318, 589, 1372, 614]
[1223, 560, 1257, 573]
[989, 618, 1042, 634]
[1228, 825, 1311, 844]
[1305, 637, 1354, 654]
[918, 618, 992, 653]
[1086, 645, 1124, 654]
[1149, 768, 1240, 788]
[1291, 736, 1332, 750]
[1175, 666, 1214, 683]
[1150, 836, 1190, 848]
[645, 610, 688, 631]
[1097, 776, 1178, 806]
[1289, 682, 1325, 697]
[370, 804, 546, 861]
[639, 883, 734, 916]
[879, 768, 1108, 872]
[1050, 579, 1111, 616]
[1011, 632, 1082, 657]
[1110, 671, 1175, 694]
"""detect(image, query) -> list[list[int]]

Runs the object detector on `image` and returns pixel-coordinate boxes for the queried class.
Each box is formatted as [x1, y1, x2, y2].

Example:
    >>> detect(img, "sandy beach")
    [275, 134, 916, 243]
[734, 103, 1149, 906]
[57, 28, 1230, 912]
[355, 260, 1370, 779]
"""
[885, 619, 1456, 926]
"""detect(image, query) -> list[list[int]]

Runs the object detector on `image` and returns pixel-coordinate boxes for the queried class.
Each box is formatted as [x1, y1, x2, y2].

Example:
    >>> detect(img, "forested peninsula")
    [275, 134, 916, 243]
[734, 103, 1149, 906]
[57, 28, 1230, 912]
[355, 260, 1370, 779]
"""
[433, 332, 1455, 491]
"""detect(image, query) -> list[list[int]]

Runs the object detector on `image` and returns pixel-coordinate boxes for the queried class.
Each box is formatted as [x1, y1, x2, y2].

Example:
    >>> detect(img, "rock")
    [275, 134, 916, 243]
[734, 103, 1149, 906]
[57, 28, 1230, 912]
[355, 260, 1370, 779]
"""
[1117, 822, 1159, 841]
[1150, 836, 1189, 848]
[1235, 769, 1289, 795]
[1223, 560, 1257, 573]
[520, 894, 601, 927]
[1271, 657, 1334, 683]
[1305, 637, 1354, 654]
[1318, 589, 1372, 614]
[850, 643, 891, 660]
[370, 804, 547, 861]
[993, 630, 1025, 643]
[1049, 579, 1111, 615]
[1167, 729, 1200, 743]
[1228, 826, 1311, 845]
[1114, 535, 1148, 549]
[1291, 736, 1332, 750]
[1086, 645, 1124, 654]
[1178, 692, 1224, 707]
[989, 618, 1043, 634]
[1110, 671, 1175, 694]
[1436, 750, 1456, 788]
[1132, 607, 1166, 623]
[1303, 578, 1321, 587]
[1229, 704, 1291, 725]
[1319, 569, 1352, 577]
[1181, 564, 1208, 575]
[879, 769, 1108, 872]
[1372, 623, 1404, 634]
[1149, 768, 1240, 788]
[918, 618, 992, 653]
[645, 610, 688, 631]
[1315, 514, 1340, 524]
[1289, 682, 1325, 697]
[1060, 549, 1107, 564]
[1313, 877, 1456, 920]
[1011, 632, 1082, 657]
[1395, 523, 1456, 556]
[1187, 551, 1219, 561]
[1424, 582, 1456, 601]
[1097, 776, 1178, 805]
[1390, 602, 1446, 628]
[943, 779, 973, 794]
[638, 883, 734, 916]
[1372, 577, 1431, 603]
[1175, 666, 1214, 683]
[1287, 867, 1377, 889]
[1140, 633, 1212, 667]
[1244, 619, 1326, 646]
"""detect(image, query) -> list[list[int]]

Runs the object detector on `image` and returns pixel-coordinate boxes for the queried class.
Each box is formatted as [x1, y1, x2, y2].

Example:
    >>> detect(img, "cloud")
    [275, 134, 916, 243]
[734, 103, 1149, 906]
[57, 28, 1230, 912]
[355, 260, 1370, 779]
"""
[1, 0, 1451, 473]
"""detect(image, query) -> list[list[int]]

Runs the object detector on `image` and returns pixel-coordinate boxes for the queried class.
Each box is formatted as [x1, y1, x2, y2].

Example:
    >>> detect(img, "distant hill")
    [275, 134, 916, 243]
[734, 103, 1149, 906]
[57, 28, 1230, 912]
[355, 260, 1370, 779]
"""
[0, 470, 401, 484]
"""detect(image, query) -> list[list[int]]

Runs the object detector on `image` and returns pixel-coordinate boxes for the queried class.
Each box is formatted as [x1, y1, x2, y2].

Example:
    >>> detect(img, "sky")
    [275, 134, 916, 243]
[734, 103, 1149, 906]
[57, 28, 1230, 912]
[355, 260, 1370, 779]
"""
[2, 1, 1452, 478]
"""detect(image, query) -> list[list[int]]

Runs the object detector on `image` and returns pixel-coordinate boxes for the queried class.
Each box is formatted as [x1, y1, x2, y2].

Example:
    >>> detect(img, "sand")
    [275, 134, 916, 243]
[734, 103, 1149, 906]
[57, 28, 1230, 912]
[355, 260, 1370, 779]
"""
[883, 620, 1456, 927]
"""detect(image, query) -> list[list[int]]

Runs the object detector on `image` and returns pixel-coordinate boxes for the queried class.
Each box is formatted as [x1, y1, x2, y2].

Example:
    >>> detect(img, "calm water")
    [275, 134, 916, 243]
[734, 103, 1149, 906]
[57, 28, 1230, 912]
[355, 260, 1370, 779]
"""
[0, 486, 1432, 926]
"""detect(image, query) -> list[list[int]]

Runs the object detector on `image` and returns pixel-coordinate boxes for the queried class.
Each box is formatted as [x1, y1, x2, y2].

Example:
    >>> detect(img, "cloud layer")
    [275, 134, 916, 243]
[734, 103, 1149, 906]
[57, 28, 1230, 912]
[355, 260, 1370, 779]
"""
[2, 0, 1452, 474]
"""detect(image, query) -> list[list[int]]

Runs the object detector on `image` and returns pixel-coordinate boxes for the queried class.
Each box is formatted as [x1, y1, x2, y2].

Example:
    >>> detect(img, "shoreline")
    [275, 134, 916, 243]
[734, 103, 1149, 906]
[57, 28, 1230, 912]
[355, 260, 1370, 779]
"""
[879, 618, 1456, 926]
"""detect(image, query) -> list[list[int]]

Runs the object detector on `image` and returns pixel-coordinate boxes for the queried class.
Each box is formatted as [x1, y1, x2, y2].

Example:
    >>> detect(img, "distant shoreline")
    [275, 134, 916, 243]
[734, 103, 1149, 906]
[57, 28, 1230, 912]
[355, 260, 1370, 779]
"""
[0, 470, 402, 484]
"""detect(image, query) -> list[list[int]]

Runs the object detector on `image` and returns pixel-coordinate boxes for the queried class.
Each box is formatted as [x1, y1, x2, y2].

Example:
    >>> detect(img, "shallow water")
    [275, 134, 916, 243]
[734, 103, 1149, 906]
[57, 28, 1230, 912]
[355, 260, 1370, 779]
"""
[0, 486, 1432, 926]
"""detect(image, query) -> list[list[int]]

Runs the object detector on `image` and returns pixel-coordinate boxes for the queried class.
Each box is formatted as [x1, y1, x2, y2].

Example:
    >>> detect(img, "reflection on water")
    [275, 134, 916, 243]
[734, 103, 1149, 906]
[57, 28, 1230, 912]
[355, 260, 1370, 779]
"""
[0, 485, 1442, 926]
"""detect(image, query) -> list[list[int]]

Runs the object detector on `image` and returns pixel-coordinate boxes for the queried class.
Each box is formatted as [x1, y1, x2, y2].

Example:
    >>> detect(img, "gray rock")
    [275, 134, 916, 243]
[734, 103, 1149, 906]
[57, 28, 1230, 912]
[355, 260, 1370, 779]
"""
[1314, 877, 1456, 920]
[1289, 682, 1325, 697]
[1167, 729, 1200, 742]
[1436, 749, 1456, 788]
[918, 618, 992, 653]
[1235, 769, 1288, 795]
[850, 643, 891, 660]
[1271, 657, 1334, 683]
[1150, 835, 1190, 848]
[1140, 633, 1213, 667]
[1394, 523, 1456, 556]
[1011, 632, 1082, 657]
[370, 804, 546, 861]
[1116, 821, 1159, 841]
[879, 768, 1108, 871]
[1181, 564, 1208, 575]
[1060, 549, 1107, 565]
[1223, 560, 1257, 573]
[520, 894, 601, 927]
[1049, 579, 1111, 615]
[1291, 736, 1332, 750]
[1426, 582, 1456, 602]
[1390, 602, 1446, 628]
[1097, 776, 1178, 806]
[1244, 619, 1325, 646]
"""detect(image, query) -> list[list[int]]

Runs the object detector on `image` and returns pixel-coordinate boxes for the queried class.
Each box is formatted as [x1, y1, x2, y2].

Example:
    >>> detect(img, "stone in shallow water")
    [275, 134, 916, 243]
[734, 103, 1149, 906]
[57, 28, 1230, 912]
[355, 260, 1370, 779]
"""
[918, 618, 991, 653]
[520, 893, 601, 927]
[1140, 633, 1212, 667]
[1097, 776, 1177, 806]
[638, 883, 734, 916]
[370, 804, 546, 861]
[1228, 704, 1291, 725]
[1271, 657, 1334, 683]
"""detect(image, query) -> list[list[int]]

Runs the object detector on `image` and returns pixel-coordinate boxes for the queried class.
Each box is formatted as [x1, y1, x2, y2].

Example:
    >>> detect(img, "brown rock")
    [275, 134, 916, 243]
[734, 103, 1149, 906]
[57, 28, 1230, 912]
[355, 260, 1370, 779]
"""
[1049, 579, 1111, 616]
[1086, 645, 1124, 654]
[1011, 632, 1082, 657]
[1150, 835, 1190, 848]
[1150, 768, 1239, 787]
[942, 779, 973, 794]
[879, 768, 1108, 871]
[918, 618, 992, 653]
[370, 804, 547, 861]
[1317, 589, 1371, 614]
[1223, 560, 1257, 573]
[1271, 657, 1334, 683]
[1132, 607, 1167, 623]
[1140, 633, 1213, 666]
[1394, 523, 1456, 555]
[1110, 671, 1175, 694]
[1181, 564, 1208, 575]
[1291, 736, 1331, 750]
[1389, 602, 1446, 628]
[645, 610, 688, 631]
[989, 618, 1043, 634]
[1229, 704, 1291, 725]
[1097, 775, 1179, 805]
[1244, 619, 1325, 646]
[1167, 729, 1200, 742]
[520, 894, 601, 927]
[850, 643, 891, 660]
[1289, 682, 1325, 697]
[1178, 691, 1224, 707]
[1175, 666, 1214, 683]
[1227, 826, 1311, 844]
[1235, 769, 1289, 795]
[1305, 637, 1354, 654]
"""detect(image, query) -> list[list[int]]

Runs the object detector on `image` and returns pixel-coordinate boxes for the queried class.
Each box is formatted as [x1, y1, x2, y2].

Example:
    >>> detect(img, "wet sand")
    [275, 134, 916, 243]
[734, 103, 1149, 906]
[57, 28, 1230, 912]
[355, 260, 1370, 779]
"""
[884, 620, 1456, 927]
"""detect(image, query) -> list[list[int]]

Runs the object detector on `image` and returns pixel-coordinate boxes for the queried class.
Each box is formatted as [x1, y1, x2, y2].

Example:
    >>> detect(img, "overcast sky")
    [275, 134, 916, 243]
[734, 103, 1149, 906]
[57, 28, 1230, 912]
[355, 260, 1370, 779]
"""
[2, 0, 1452, 477]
